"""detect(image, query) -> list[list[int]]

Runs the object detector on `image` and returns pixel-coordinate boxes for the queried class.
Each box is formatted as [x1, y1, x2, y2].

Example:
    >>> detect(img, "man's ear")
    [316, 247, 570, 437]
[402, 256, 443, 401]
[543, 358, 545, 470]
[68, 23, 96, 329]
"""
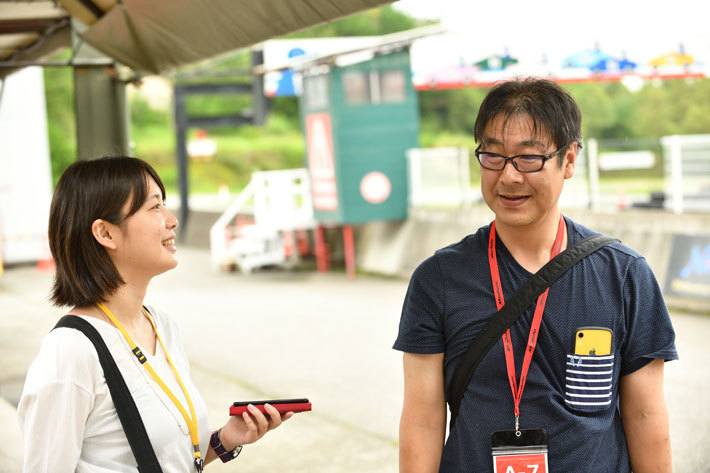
[563, 142, 578, 179]
[91, 219, 119, 250]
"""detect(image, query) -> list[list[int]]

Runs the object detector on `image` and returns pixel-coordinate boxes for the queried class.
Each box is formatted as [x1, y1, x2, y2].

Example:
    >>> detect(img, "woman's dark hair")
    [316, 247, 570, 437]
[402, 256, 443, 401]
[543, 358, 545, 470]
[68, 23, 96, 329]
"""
[48, 156, 166, 307]
[474, 77, 583, 165]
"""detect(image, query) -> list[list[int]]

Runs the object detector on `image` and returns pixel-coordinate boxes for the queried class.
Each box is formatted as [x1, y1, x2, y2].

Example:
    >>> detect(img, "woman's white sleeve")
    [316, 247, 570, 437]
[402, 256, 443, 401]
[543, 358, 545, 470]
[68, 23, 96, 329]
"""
[18, 330, 97, 472]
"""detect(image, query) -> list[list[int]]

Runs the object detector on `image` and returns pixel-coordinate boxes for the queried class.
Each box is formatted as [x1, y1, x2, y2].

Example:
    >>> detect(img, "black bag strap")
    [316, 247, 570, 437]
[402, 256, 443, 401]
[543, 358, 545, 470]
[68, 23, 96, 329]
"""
[53, 315, 163, 473]
[448, 233, 618, 428]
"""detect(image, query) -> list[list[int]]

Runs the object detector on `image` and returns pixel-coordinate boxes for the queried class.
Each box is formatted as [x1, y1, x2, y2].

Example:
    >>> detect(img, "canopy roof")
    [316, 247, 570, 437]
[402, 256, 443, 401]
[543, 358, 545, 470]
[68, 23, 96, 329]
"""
[0, 0, 393, 77]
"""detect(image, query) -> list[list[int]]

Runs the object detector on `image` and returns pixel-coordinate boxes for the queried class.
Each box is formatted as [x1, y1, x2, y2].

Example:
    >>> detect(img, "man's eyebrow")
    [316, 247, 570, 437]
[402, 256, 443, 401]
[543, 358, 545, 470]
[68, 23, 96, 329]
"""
[480, 137, 503, 146]
[480, 138, 548, 149]
[519, 139, 548, 149]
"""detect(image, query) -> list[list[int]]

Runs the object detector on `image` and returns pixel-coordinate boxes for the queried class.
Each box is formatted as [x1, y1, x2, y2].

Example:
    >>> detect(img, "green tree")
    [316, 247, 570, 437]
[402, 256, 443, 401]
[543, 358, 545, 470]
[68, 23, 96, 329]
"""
[130, 95, 169, 129]
[287, 5, 427, 38]
[669, 79, 710, 134]
[630, 79, 710, 137]
[565, 83, 615, 140]
[419, 88, 488, 135]
[43, 51, 76, 185]
[633, 82, 674, 137]
[418, 77, 710, 144]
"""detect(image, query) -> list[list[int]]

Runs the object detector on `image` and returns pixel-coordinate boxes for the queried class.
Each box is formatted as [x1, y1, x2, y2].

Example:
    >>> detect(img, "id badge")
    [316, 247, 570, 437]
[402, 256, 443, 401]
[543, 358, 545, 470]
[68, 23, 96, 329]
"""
[491, 428, 548, 473]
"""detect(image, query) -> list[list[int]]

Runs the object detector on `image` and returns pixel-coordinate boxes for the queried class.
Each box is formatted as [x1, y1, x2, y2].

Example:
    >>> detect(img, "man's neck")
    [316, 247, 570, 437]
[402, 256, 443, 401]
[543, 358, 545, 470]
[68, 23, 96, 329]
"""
[495, 213, 567, 274]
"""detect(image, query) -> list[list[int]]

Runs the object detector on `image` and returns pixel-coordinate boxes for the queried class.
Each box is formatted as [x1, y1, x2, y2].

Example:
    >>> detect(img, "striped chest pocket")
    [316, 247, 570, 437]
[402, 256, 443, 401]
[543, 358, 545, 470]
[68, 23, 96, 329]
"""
[564, 354, 614, 412]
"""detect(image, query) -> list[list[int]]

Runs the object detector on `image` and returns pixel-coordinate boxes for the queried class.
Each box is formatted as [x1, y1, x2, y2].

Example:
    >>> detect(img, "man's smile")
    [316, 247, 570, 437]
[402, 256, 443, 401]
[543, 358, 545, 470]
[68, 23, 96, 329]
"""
[499, 194, 530, 206]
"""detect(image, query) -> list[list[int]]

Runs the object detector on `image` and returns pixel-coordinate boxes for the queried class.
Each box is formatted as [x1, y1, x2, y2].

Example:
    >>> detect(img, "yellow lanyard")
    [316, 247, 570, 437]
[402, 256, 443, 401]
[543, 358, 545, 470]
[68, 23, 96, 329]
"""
[96, 302, 202, 472]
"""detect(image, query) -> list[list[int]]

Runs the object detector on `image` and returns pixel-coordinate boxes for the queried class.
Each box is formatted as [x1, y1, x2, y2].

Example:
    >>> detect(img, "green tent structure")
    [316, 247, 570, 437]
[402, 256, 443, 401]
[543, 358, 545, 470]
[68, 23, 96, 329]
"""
[0, 0, 394, 75]
[0, 0, 395, 236]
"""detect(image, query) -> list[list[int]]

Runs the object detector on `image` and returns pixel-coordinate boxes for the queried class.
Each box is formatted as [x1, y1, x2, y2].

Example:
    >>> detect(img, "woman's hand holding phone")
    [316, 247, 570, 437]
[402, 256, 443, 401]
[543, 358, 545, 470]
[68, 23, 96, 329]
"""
[212, 398, 309, 459]
[230, 398, 312, 416]
[219, 402, 294, 451]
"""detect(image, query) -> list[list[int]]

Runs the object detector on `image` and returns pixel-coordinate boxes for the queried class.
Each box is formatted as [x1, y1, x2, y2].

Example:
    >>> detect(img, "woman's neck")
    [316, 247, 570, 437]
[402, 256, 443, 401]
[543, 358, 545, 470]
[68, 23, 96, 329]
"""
[74, 282, 149, 330]
[102, 287, 148, 327]
[75, 281, 156, 355]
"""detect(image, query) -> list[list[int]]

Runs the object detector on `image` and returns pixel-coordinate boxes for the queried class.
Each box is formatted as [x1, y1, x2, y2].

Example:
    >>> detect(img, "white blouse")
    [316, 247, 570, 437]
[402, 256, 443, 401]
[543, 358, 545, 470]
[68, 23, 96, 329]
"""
[18, 307, 211, 473]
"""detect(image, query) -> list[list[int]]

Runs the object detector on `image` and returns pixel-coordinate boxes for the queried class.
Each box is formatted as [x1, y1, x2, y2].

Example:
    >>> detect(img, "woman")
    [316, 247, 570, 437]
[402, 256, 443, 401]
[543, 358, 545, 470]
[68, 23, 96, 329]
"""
[18, 156, 291, 472]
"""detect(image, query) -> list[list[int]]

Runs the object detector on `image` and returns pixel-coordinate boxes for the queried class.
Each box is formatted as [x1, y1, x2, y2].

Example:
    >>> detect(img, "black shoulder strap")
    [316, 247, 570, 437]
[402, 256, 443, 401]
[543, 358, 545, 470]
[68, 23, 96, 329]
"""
[447, 234, 619, 428]
[53, 315, 163, 473]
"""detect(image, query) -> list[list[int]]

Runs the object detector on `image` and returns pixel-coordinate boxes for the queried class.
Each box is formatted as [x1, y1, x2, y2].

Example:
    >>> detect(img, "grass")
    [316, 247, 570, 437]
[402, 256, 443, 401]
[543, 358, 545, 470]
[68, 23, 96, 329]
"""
[131, 124, 305, 194]
[129, 123, 667, 199]
[597, 175, 665, 195]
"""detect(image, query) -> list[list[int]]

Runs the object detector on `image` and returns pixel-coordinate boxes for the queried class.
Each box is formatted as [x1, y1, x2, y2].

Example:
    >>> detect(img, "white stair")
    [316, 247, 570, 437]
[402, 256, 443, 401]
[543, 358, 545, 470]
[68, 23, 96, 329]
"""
[210, 169, 316, 273]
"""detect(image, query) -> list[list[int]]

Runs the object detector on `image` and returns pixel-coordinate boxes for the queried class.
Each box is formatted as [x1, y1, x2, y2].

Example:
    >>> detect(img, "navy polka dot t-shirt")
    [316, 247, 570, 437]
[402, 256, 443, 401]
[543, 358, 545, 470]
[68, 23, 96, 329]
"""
[394, 217, 678, 473]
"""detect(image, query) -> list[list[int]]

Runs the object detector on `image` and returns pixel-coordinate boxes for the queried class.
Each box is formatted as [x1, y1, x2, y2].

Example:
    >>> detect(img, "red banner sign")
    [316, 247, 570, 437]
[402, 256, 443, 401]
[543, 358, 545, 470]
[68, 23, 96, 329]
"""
[305, 113, 338, 211]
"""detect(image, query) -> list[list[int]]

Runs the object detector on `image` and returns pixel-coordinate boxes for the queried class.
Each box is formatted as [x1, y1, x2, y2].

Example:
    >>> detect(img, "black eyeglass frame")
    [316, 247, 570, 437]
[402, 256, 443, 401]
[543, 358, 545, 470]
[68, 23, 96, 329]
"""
[474, 144, 569, 173]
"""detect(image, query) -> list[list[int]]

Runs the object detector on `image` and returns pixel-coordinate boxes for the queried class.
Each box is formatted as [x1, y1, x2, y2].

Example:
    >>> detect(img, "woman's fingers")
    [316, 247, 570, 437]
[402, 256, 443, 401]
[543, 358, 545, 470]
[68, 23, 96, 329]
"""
[238, 404, 293, 444]
[263, 404, 281, 428]
[247, 404, 270, 436]
[241, 409, 258, 438]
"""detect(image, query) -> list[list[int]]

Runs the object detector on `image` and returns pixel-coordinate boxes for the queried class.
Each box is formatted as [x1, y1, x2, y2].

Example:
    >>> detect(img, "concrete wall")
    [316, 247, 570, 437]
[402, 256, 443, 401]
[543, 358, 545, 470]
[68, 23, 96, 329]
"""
[185, 206, 709, 311]
[357, 206, 710, 311]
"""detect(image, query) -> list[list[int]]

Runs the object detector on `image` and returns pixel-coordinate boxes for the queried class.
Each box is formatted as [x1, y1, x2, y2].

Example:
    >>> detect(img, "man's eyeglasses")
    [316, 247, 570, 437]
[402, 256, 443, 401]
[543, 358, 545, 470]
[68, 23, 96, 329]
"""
[474, 145, 568, 173]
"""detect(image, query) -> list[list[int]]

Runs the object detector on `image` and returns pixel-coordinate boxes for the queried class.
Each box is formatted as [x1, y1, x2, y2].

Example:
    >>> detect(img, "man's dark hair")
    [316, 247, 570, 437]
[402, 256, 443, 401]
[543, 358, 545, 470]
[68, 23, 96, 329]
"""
[474, 77, 583, 165]
[48, 156, 166, 307]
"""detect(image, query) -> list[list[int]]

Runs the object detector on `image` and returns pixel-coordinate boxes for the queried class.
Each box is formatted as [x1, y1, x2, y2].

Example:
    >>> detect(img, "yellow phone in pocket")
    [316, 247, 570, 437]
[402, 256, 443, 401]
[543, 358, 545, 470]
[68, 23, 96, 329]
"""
[574, 327, 613, 356]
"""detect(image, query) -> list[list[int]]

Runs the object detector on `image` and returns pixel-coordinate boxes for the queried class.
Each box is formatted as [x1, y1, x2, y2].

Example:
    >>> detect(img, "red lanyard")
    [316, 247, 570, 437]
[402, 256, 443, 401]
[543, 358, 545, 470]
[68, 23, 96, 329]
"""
[488, 216, 565, 433]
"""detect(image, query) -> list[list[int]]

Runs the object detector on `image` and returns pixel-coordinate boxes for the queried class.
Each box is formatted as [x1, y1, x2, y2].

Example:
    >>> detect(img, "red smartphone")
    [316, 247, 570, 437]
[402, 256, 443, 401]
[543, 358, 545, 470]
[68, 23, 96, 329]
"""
[229, 398, 311, 416]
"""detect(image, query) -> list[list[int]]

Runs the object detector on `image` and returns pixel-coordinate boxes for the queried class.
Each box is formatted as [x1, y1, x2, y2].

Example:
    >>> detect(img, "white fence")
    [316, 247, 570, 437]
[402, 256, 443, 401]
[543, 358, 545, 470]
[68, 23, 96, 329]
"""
[662, 134, 710, 213]
[406, 145, 589, 209]
[407, 134, 710, 213]
[209, 169, 316, 273]
[0, 67, 53, 266]
[406, 147, 478, 207]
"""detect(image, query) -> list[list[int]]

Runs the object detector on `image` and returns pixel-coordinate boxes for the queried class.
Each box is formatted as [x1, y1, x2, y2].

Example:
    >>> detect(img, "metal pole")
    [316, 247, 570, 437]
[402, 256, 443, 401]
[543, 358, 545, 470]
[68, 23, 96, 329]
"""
[251, 49, 267, 126]
[72, 19, 130, 160]
[174, 85, 190, 239]
[406, 148, 421, 207]
[315, 225, 328, 272]
[587, 139, 600, 212]
[343, 225, 356, 279]
[670, 135, 683, 214]
[459, 147, 471, 208]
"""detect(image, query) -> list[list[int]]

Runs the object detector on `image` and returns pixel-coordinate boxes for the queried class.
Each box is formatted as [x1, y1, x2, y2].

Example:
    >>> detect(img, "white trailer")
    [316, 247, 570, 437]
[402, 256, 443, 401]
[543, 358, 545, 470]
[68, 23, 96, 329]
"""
[0, 66, 53, 268]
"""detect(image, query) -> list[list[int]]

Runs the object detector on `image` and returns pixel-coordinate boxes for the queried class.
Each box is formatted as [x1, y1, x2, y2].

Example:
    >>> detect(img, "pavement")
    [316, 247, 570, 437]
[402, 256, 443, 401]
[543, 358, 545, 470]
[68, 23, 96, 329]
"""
[1, 247, 709, 472]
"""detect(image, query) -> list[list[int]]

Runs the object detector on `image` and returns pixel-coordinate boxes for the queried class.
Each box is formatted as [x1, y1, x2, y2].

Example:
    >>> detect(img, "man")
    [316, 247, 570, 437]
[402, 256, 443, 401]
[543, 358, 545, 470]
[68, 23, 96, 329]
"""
[394, 78, 677, 473]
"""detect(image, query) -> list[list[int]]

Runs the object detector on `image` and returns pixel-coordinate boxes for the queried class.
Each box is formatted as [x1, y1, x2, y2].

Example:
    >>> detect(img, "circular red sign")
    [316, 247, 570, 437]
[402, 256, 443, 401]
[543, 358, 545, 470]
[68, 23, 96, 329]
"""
[360, 171, 391, 204]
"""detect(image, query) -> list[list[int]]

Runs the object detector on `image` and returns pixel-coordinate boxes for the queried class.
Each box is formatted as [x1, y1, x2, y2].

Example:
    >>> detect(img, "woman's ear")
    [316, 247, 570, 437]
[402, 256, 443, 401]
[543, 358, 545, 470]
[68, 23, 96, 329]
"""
[91, 219, 119, 250]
